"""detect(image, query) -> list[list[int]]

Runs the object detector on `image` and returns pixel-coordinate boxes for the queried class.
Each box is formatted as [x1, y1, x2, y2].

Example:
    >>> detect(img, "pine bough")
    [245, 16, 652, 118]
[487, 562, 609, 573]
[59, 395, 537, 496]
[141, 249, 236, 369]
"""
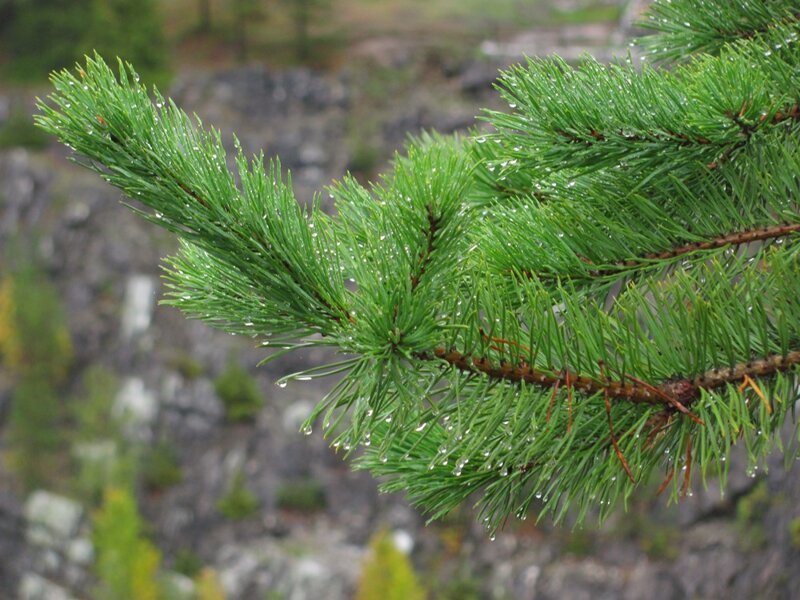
[37, 0, 800, 532]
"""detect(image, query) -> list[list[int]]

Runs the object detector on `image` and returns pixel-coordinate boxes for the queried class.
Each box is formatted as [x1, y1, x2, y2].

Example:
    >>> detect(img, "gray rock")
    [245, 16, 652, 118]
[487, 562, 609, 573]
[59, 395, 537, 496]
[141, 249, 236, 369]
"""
[73, 440, 117, 469]
[160, 571, 196, 599]
[63, 201, 91, 227]
[24, 492, 83, 548]
[161, 375, 224, 435]
[113, 377, 159, 437]
[215, 531, 363, 600]
[391, 529, 414, 555]
[218, 546, 261, 598]
[66, 538, 94, 566]
[0, 150, 49, 246]
[298, 144, 327, 167]
[282, 400, 315, 433]
[121, 274, 156, 339]
[18, 573, 77, 600]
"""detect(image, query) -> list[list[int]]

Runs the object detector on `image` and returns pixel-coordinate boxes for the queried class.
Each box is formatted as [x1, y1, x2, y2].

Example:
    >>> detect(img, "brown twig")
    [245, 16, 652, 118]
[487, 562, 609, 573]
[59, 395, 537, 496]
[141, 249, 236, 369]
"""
[425, 347, 800, 413]
[625, 374, 704, 425]
[566, 371, 574, 433]
[601, 362, 635, 483]
[656, 468, 675, 496]
[410, 205, 440, 291]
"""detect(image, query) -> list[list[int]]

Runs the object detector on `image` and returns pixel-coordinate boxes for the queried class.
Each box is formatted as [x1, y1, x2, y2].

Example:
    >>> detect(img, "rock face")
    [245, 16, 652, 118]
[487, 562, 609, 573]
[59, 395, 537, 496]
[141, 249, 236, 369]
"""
[24, 492, 84, 545]
[120, 275, 156, 340]
[113, 377, 159, 440]
[19, 492, 92, 597]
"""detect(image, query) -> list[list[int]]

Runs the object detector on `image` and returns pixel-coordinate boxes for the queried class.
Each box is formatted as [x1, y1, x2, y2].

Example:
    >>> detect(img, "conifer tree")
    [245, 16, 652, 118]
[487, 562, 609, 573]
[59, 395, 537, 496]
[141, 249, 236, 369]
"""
[37, 0, 800, 532]
[2, 0, 168, 83]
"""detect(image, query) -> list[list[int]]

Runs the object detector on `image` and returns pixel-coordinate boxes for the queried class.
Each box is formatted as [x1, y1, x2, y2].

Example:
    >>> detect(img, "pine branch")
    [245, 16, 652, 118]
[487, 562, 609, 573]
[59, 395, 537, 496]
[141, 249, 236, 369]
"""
[35, 0, 800, 531]
[410, 204, 440, 292]
[525, 223, 800, 280]
[639, 0, 800, 62]
[425, 346, 800, 410]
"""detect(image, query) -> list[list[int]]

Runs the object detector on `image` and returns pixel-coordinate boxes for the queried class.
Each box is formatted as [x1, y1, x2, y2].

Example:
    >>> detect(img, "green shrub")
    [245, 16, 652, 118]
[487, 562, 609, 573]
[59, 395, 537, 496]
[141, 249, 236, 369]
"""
[434, 579, 481, 600]
[217, 470, 259, 520]
[276, 478, 326, 512]
[0, 112, 50, 149]
[356, 529, 425, 600]
[549, 3, 623, 25]
[348, 139, 381, 177]
[92, 486, 162, 600]
[73, 446, 139, 507]
[0, 267, 73, 383]
[168, 352, 205, 380]
[736, 480, 770, 550]
[2, 0, 92, 81]
[195, 568, 227, 600]
[563, 528, 594, 558]
[173, 548, 203, 578]
[67, 365, 141, 505]
[789, 517, 800, 550]
[83, 0, 171, 88]
[214, 358, 264, 422]
[70, 365, 120, 442]
[141, 441, 183, 491]
[639, 525, 680, 561]
[2, 0, 170, 84]
[5, 373, 66, 491]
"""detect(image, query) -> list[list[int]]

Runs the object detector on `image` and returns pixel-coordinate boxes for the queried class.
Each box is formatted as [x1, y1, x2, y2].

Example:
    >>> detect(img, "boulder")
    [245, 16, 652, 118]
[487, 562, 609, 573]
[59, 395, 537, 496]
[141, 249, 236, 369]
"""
[24, 491, 83, 549]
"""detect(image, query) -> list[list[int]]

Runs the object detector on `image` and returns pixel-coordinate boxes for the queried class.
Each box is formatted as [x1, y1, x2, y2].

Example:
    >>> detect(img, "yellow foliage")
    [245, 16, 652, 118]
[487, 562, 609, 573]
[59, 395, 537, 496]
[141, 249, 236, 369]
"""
[0, 276, 21, 368]
[0, 271, 73, 381]
[92, 486, 162, 600]
[131, 541, 162, 600]
[196, 568, 228, 600]
[356, 529, 426, 600]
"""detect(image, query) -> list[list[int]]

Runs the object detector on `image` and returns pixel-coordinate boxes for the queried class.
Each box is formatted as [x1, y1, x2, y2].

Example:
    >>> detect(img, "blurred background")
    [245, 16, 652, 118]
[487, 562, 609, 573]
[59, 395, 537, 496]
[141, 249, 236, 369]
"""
[1, 1, 799, 599]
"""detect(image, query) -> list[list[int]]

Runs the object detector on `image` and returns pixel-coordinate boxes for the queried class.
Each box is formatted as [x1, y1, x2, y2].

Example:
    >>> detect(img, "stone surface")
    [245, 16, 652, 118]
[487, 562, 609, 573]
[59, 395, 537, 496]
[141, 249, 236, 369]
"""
[19, 574, 77, 600]
[24, 492, 83, 546]
[66, 538, 94, 566]
[121, 274, 156, 339]
[113, 377, 159, 437]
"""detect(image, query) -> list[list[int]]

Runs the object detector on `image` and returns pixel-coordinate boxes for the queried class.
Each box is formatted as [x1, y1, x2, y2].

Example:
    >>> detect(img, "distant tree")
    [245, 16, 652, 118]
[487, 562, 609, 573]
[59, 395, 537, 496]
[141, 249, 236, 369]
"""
[231, 0, 266, 62]
[1, 0, 168, 83]
[92, 486, 162, 600]
[83, 0, 170, 87]
[0, 268, 72, 382]
[0, 264, 72, 492]
[213, 355, 265, 422]
[197, 0, 212, 32]
[2, 0, 90, 80]
[5, 374, 65, 491]
[195, 568, 227, 600]
[217, 469, 259, 520]
[284, 0, 330, 61]
[356, 529, 425, 600]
